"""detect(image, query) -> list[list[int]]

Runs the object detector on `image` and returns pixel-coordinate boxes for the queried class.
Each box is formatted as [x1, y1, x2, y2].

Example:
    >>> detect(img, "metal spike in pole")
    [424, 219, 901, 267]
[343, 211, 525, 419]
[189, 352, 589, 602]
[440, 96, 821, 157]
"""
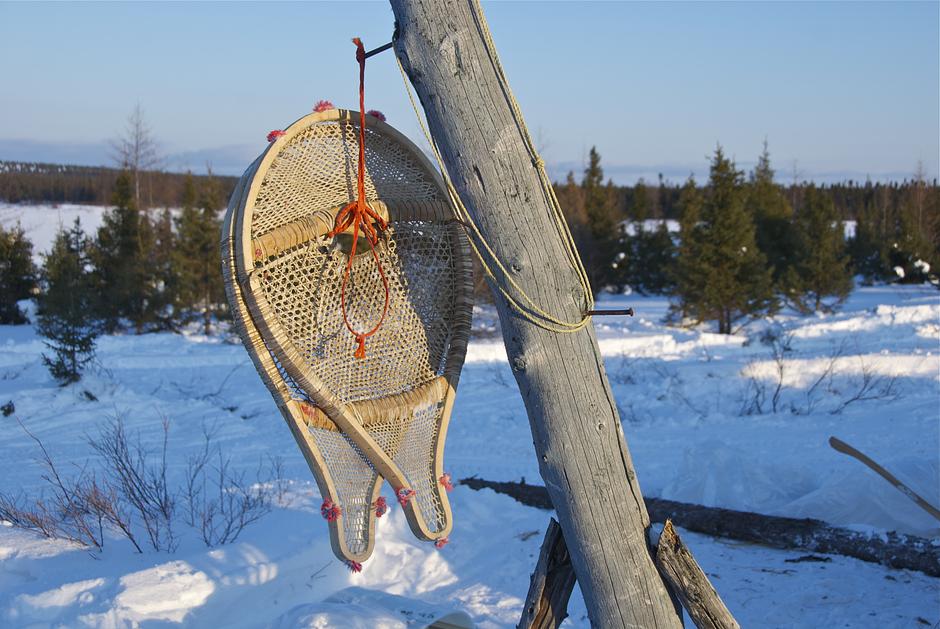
[364, 41, 394, 59]
[587, 308, 634, 317]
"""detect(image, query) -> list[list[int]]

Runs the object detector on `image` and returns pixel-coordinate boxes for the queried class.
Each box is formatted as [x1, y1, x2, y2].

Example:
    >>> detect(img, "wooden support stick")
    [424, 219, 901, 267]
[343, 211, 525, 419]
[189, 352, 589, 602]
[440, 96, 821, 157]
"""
[518, 519, 577, 629]
[655, 520, 740, 629]
[829, 436, 940, 522]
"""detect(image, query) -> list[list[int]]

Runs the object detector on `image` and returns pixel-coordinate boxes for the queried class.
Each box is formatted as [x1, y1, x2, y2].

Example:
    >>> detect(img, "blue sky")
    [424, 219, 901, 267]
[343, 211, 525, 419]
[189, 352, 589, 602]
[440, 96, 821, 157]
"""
[0, 1, 936, 184]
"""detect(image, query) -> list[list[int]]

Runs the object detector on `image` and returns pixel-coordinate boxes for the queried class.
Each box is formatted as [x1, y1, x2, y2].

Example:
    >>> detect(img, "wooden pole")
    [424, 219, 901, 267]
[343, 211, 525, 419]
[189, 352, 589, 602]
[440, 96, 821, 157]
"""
[390, 2, 683, 626]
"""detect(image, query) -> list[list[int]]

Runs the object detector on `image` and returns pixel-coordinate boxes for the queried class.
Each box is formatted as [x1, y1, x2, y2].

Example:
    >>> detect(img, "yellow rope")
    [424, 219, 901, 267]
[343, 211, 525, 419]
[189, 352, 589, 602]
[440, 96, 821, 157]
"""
[394, 7, 595, 333]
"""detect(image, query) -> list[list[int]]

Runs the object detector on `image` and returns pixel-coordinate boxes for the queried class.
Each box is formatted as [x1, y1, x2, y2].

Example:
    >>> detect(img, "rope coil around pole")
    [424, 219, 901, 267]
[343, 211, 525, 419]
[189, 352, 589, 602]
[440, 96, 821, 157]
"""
[394, 25, 598, 334]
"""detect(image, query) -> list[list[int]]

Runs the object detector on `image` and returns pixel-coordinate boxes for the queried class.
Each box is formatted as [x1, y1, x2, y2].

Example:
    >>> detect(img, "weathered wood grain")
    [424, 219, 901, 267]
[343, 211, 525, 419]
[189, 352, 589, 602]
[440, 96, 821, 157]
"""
[655, 521, 740, 629]
[389, 1, 683, 626]
[518, 518, 577, 629]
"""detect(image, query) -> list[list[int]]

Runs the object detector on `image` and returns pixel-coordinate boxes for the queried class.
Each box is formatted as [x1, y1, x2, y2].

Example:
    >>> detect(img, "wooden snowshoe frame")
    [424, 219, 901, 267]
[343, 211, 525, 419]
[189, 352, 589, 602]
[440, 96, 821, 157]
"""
[222, 109, 473, 562]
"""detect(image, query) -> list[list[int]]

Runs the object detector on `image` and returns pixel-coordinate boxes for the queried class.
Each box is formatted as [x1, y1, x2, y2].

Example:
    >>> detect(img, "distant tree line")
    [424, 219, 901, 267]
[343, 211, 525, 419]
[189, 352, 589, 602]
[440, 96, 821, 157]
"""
[2, 145, 938, 387]
[0, 161, 238, 208]
[557, 144, 939, 333]
[0, 170, 227, 384]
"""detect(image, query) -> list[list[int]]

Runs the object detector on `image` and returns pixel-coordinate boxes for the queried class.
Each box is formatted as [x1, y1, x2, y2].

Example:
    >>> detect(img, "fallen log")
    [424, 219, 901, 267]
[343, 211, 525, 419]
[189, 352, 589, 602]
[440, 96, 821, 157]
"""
[460, 477, 940, 578]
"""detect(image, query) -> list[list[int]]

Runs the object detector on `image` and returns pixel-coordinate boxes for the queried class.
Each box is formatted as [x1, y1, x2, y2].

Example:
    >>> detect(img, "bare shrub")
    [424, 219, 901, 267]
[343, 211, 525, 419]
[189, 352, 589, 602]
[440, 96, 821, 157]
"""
[791, 340, 846, 415]
[182, 424, 280, 546]
[87, 416, 176, 551]
[0, 414, 281, 554]
[740, 329, 794, 416]
[829, 357, 901, 415]
[738, 333, 900, 417]
[0, 417, 106, 551]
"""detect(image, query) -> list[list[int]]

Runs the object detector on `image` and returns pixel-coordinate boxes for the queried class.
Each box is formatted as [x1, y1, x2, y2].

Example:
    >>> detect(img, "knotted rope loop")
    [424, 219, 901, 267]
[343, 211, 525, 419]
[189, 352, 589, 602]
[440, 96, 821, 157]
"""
[326, 37, 391, 359]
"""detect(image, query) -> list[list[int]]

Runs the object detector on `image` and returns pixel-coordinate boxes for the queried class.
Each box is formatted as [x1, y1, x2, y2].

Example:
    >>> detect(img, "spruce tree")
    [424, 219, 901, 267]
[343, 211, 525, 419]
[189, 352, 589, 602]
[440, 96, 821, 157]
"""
[793, 185, 853, 311]
[36, 219, 99, 385]
[637, 223, 676, 294]
[745, 142, 798, 295]
[675, 147, 775, 333]
[848, 195, 889, 282]
[173, 172, 225, 334]
[581, 147, 621, 292]
[91, 171, 159, 333]
[626, 178, 676, 294]
[890, 199, 935, 283]
[0, 223, 36, 324]
[673, 175, 705, 318]
[888, 169, 937, 283]
[556, 170, 599, 295]
[631, 178, 650, 223]
[150, 207, 177, 327]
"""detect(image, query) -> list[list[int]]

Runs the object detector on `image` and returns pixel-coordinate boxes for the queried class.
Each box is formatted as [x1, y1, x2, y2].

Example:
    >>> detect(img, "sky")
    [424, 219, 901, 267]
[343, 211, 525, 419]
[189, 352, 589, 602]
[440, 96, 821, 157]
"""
[0, 1, 937, 184]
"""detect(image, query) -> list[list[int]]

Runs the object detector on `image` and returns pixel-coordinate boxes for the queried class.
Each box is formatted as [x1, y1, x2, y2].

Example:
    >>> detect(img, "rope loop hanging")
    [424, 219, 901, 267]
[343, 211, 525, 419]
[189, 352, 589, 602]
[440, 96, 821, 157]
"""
[394, 11, 597, 334]
[326, 37, 391, 358]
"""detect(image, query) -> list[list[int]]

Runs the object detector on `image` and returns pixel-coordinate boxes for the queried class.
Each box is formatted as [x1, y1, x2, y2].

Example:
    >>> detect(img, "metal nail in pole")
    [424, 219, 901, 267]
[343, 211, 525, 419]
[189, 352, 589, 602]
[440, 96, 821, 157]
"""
[364, 41, 394, 59]
[588, 308, 634, 317]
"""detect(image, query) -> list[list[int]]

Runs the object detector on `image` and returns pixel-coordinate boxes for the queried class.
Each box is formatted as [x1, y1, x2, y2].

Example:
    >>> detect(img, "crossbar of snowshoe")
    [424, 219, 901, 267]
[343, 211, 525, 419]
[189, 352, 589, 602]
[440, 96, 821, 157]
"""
[292, 376, 449, 432]
[250, 199, 455, 262]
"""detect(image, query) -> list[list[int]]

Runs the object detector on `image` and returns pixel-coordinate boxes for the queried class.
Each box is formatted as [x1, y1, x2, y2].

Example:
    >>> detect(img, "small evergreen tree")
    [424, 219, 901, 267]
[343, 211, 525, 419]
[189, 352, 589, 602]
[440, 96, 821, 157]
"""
[92, 171, 159, 333]
[0, 223, 36, 324]
[150, 207, 177, 327]
[581, 147, 621, 292]
[173, 172, 226, 333]
[631, 178, 650, 223]
[36, 219, 99, 385]
[634, 222, 675, 294]
[889, 170, 937, 283]
[674, 147, 775, 333]
[792, 184, 853, 311]
[848, 195, 889, 282]
[623, 178, 676, 294]
[673, 175, 705, 318]
[745, 142, 798, 295]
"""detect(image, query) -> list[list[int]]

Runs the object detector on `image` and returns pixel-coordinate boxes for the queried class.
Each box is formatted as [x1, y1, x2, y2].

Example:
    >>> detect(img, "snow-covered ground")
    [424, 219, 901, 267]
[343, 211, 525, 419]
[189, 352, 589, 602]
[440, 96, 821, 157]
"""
[0, 206, 937, 627]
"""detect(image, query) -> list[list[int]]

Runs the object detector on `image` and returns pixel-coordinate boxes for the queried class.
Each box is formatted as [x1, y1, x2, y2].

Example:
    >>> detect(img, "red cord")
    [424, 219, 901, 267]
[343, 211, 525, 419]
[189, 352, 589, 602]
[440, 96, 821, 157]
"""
[326, 38, 390, 359]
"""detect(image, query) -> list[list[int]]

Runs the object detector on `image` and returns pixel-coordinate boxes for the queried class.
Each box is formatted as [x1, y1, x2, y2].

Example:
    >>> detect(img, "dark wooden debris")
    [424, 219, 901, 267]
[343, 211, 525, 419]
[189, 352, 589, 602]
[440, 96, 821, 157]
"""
[517, 518, 577, 629]
[655, 520, 741, 629]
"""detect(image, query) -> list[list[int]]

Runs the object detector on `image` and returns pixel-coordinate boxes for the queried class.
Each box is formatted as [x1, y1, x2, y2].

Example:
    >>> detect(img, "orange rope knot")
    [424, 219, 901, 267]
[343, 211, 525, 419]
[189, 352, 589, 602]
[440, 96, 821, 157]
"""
[373, 496, 388, 518]
[320, 499, 342, 521]
[396, 487, 415, 507]
[439, 473, 453, 492]
[326, 36, 391, 360]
